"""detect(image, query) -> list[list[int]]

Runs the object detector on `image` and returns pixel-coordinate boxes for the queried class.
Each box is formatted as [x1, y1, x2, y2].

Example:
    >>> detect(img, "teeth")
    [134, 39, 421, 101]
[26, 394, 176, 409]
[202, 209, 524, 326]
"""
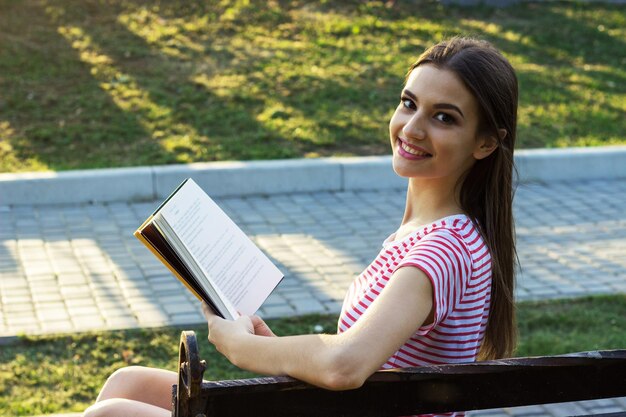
[400, 142, 429, 156]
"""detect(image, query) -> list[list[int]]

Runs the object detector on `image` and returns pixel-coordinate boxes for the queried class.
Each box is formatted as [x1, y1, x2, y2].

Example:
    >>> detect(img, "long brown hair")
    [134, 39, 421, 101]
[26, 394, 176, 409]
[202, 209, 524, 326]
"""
[409, 37, 518, 359]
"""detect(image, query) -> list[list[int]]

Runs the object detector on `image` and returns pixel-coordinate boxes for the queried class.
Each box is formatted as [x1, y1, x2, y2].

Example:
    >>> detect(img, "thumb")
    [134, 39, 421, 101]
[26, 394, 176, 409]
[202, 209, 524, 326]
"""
[236, 315, 255, 334]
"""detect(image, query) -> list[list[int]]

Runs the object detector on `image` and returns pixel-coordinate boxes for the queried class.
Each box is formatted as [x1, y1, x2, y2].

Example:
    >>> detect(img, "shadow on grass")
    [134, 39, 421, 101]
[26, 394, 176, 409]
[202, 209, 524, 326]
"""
[0, 1, 159, 171]
[454, 2, 626, 147]
[0, 0, 624, 171]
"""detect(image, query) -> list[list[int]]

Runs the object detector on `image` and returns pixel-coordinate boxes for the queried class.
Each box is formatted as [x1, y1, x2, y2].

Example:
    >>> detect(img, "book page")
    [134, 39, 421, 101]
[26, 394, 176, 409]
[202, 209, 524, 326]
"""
[157, 179, 283, 317]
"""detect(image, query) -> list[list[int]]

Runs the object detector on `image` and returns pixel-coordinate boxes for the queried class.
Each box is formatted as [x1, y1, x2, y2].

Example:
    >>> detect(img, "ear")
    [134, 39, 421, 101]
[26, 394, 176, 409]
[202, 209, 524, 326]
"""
[474, 128, 506, 160]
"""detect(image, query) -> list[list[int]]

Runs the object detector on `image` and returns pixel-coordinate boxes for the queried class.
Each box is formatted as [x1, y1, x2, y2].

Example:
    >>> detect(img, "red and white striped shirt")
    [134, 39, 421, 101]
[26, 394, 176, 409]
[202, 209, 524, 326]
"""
[338, 214, 491, 416]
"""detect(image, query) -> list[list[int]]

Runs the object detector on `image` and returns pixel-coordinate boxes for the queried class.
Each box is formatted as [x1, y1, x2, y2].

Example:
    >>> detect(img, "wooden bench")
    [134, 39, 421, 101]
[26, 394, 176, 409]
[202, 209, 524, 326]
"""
[172, 330, 626, 417]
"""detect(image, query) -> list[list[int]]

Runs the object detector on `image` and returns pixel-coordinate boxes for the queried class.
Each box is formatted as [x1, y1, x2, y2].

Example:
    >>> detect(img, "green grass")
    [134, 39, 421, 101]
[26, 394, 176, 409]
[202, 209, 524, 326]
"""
[516, 295, 626, 357]
[0, 0, 624, 172]
[0, 295, 625, 416]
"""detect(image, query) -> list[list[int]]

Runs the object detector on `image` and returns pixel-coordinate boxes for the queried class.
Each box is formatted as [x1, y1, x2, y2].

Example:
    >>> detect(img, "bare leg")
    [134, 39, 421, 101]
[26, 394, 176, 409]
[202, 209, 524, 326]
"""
[83, 398, 171, 417]
[95, 366, 178, 409]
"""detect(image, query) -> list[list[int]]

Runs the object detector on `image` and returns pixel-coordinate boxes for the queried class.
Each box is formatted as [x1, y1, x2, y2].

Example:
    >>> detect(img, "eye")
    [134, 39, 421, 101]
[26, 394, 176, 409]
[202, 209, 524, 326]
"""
[434, 112, 455, 124]
[400, 96, 416, 110]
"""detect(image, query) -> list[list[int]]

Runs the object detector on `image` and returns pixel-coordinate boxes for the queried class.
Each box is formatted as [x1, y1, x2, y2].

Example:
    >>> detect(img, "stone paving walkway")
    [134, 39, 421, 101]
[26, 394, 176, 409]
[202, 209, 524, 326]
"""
[1, 178, 625, 416]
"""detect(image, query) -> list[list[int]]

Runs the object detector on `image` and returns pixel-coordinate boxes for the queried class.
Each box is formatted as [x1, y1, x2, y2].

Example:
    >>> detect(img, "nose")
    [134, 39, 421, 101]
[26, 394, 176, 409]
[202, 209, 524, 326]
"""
[402, 112, 426, 140]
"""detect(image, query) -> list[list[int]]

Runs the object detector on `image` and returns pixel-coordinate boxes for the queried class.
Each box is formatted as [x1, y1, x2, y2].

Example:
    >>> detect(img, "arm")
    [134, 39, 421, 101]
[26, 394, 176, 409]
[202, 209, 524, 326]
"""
[204, 266, 433, 390]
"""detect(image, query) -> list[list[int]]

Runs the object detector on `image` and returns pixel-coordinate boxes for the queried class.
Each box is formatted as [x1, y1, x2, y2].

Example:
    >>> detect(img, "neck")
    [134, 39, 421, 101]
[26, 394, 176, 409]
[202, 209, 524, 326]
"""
[401, 177, 464, 228]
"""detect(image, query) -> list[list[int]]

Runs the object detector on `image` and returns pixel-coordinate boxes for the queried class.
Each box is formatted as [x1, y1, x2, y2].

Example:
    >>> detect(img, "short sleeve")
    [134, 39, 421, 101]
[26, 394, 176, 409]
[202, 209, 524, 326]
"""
[395, 228, 473, 333]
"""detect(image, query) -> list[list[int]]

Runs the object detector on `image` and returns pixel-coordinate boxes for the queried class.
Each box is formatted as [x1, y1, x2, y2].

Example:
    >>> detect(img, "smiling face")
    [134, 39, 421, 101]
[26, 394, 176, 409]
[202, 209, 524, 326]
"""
[389, 64, 493, 185]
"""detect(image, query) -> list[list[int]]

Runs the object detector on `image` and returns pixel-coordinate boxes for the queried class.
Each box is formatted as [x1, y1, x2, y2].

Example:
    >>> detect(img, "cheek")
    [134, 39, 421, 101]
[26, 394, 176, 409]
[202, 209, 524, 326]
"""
[389, 110, 401, 137]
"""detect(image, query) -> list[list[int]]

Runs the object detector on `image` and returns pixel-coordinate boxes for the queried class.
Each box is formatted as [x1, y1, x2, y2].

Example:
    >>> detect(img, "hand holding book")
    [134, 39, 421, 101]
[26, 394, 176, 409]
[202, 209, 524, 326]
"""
[135, 178, 283, 320]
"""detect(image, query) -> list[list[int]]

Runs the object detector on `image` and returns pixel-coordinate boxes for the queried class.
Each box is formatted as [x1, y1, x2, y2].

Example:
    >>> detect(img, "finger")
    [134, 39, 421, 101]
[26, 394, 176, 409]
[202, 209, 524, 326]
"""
[251, 315, 276, 337]
[235, 315, 255, 334]
[201, 302, 217, 321]
[250, 315, 265, 327]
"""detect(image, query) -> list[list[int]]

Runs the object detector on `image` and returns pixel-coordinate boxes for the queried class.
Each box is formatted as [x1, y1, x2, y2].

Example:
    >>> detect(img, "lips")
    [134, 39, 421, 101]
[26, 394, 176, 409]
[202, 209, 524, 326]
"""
[397, 138, 432, 159]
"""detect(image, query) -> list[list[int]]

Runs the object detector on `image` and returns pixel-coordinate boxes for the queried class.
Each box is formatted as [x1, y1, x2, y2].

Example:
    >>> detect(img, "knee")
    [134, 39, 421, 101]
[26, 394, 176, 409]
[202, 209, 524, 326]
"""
[83, 398, 170, 417]
[83, 399, 113, 417]
[97, 366, 150, 401]
[106, 366, 145, 385]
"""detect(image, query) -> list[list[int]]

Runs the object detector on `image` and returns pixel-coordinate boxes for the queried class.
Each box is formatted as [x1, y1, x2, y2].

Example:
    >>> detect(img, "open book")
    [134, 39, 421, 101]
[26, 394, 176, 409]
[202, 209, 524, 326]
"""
[134, 178, 283, 320]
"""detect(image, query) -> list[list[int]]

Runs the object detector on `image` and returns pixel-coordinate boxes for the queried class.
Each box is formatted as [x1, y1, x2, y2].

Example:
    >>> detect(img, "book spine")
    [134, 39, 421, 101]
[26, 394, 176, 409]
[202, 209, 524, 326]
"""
[133, 229, 204, 303]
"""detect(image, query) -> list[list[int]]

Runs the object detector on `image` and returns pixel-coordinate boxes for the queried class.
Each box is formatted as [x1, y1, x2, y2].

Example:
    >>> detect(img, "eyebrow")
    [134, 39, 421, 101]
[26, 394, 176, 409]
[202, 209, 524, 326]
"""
[401, 89, 465, 119]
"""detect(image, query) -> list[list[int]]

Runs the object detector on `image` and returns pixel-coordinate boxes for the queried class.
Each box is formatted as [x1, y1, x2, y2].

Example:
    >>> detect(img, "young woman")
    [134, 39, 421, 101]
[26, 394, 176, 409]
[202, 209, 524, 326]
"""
[84, 36, 518, 417]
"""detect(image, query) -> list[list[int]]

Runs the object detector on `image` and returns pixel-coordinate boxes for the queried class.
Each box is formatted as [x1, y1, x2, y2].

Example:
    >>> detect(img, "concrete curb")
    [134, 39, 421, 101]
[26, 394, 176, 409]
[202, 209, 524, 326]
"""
[1, 146, 625, 205]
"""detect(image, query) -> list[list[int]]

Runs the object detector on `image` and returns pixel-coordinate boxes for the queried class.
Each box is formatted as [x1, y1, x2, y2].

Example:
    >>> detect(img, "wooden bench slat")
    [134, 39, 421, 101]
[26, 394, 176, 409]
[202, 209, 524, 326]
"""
[173, 331, 626, 417]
